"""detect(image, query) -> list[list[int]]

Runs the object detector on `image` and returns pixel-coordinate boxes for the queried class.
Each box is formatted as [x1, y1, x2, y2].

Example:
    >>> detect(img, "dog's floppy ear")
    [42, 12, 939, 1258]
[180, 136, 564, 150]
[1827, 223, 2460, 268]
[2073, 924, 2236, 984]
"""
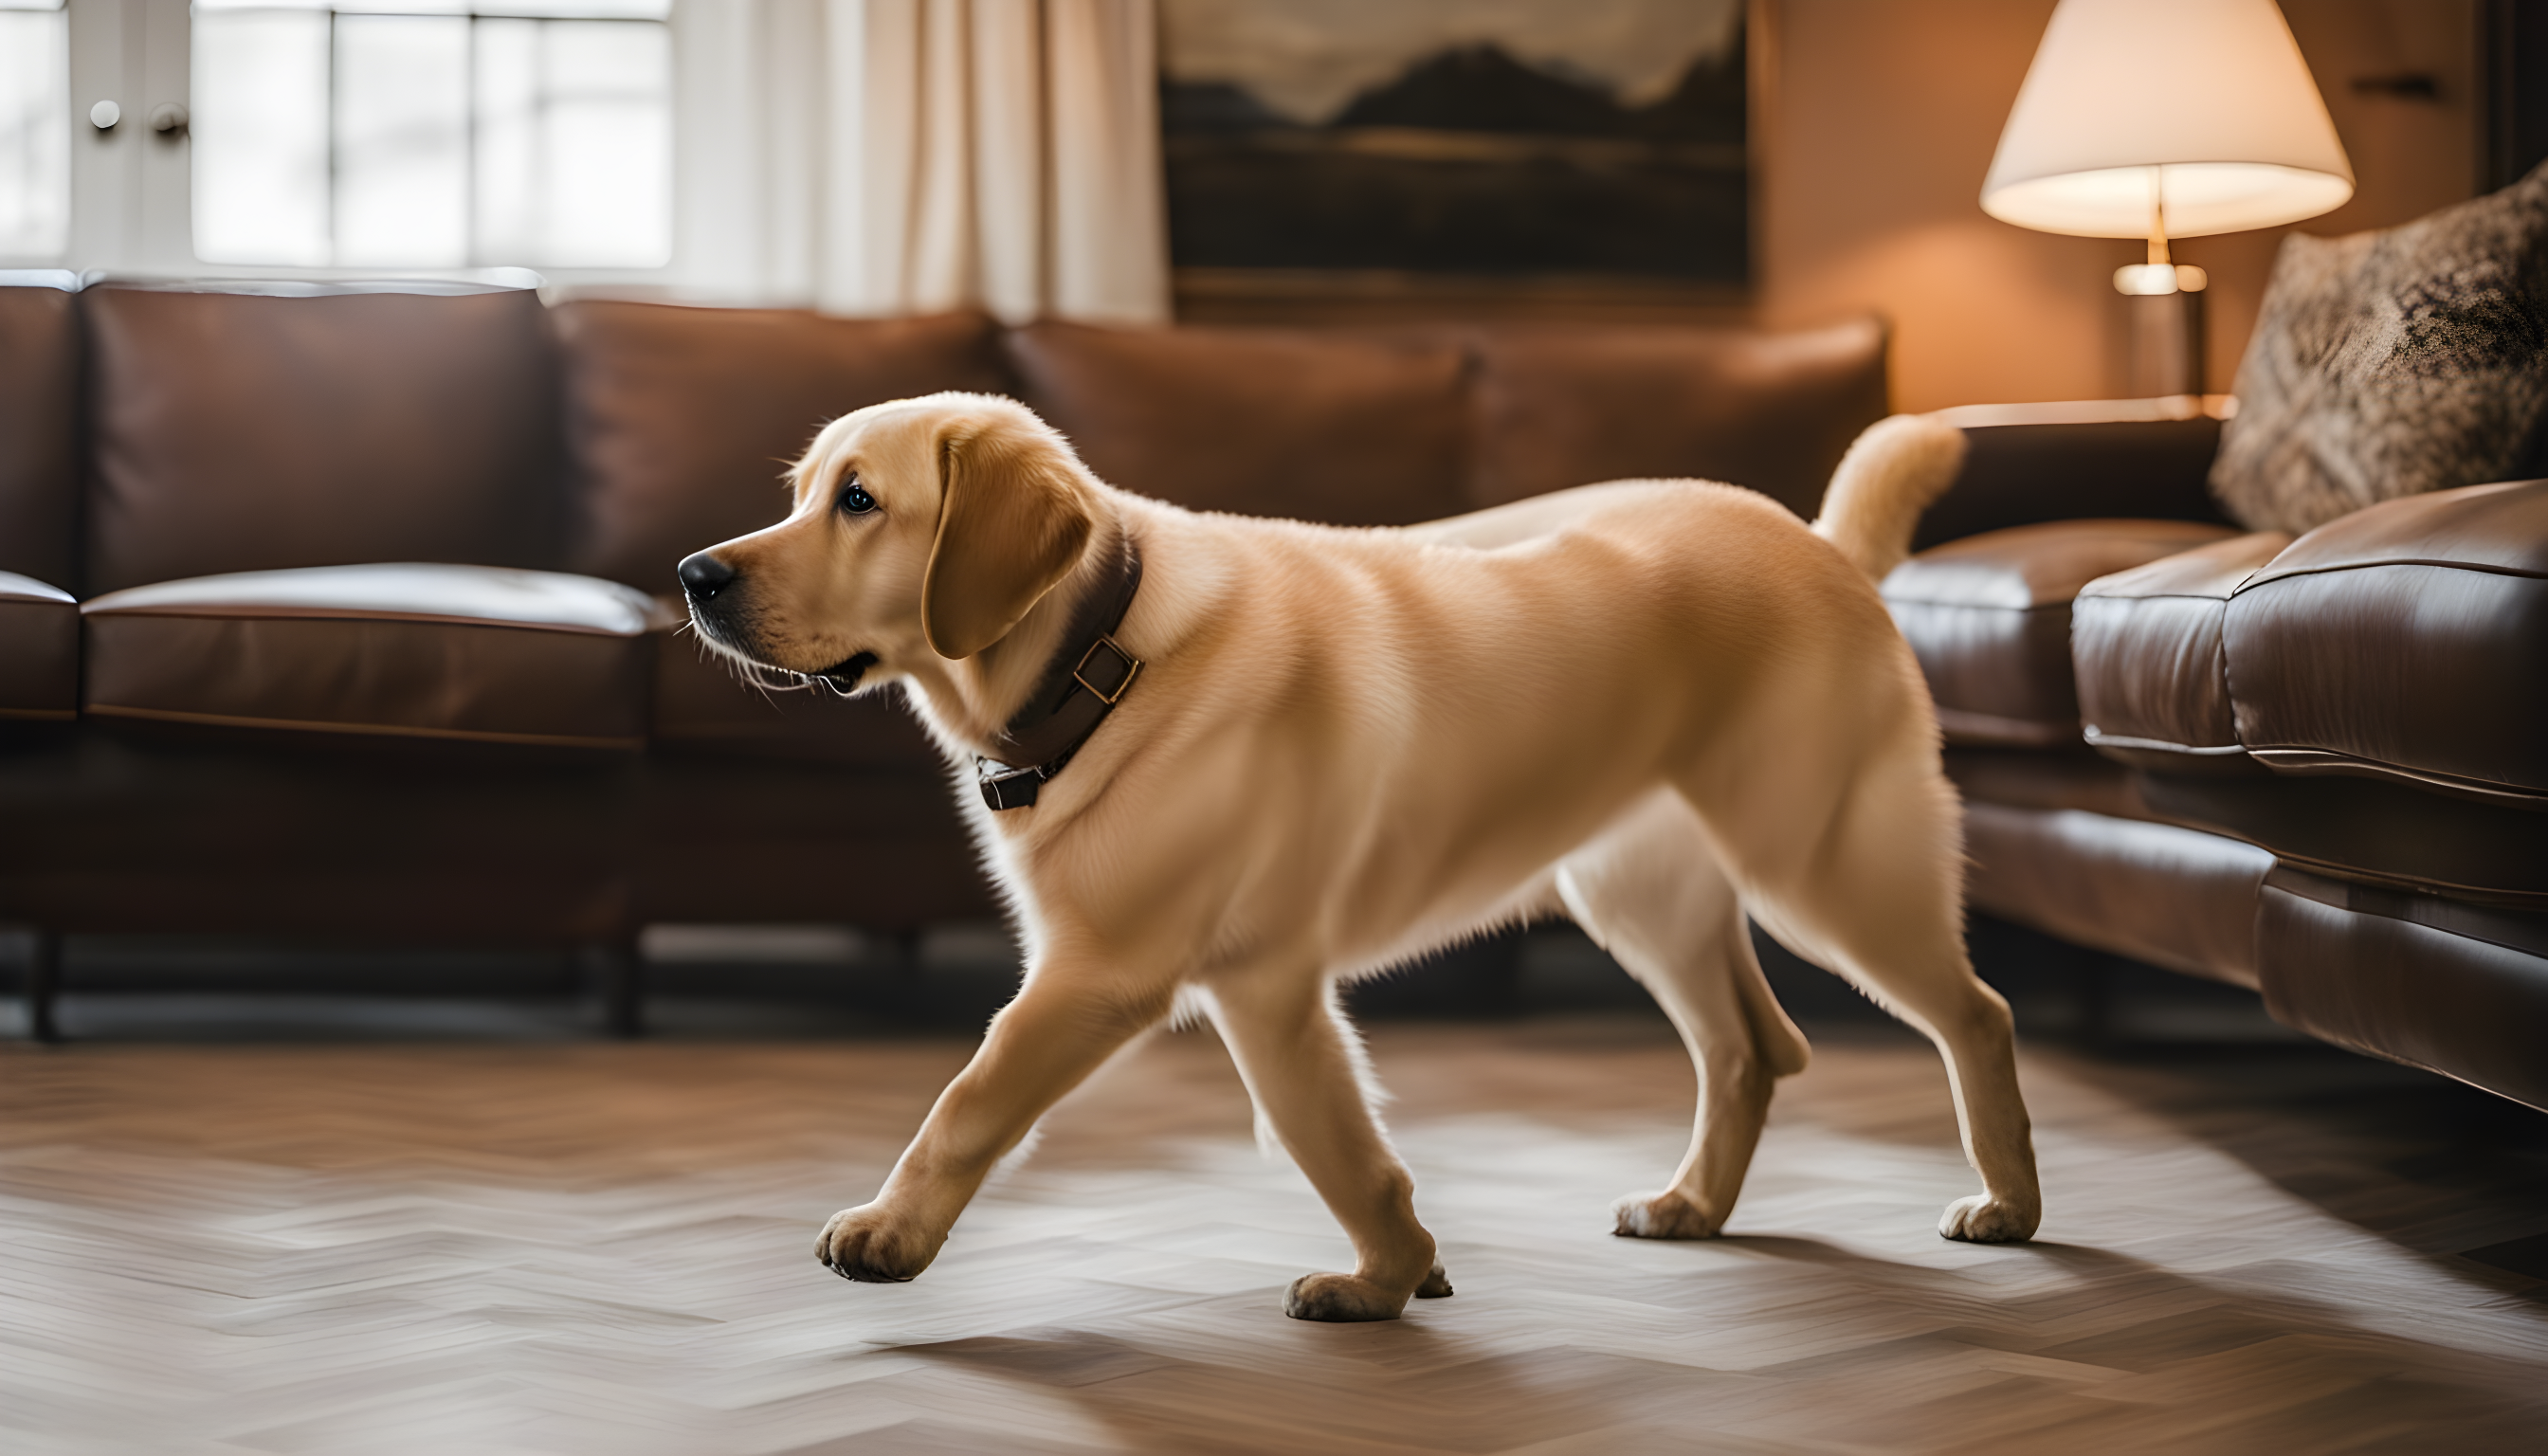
[921, 414, 1095, 660]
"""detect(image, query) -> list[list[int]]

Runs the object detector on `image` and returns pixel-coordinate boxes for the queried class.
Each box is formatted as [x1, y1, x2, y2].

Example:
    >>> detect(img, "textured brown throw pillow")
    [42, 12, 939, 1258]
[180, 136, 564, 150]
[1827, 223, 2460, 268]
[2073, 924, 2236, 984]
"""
[2211, 162, 2548, 534]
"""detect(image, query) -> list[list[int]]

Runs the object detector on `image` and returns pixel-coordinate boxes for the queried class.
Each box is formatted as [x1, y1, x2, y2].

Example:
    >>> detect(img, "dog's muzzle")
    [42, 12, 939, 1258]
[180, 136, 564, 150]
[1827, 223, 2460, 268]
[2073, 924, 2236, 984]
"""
[675, 549, 872, 692]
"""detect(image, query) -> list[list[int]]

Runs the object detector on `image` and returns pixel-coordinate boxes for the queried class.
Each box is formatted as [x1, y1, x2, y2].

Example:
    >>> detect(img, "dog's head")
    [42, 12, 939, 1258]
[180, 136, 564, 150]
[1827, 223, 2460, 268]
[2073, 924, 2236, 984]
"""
[677, 392, 1099, 692]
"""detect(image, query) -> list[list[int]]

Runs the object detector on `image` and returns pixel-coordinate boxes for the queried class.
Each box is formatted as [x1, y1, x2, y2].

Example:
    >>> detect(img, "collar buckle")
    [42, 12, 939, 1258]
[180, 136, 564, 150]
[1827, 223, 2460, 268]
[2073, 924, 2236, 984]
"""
[1072, 634, 1141, 706]
[978, 762, 1046, 811]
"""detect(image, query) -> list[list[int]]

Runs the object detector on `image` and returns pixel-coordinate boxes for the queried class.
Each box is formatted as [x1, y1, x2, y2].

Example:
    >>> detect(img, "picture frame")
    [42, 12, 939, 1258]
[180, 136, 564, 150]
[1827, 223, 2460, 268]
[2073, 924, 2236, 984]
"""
[1159, 0, 1766, 324]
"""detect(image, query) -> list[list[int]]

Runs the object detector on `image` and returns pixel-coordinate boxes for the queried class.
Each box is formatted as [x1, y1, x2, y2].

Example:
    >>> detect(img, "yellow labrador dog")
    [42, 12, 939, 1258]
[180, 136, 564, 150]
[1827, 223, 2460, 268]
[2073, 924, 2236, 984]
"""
[676, 393, 2038, 1322]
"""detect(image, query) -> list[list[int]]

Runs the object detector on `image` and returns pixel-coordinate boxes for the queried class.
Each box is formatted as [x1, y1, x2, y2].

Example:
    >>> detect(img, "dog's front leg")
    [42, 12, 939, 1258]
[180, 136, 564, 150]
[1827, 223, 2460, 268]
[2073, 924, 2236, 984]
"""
[1205, 972, 1447, 1322]
[817, 963, 1171, 1283]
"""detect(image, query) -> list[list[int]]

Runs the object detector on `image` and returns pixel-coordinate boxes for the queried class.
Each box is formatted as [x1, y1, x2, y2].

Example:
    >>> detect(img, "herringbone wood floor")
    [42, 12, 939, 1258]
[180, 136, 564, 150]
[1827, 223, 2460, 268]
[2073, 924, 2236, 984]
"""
[6, 1019, 2545, 1454]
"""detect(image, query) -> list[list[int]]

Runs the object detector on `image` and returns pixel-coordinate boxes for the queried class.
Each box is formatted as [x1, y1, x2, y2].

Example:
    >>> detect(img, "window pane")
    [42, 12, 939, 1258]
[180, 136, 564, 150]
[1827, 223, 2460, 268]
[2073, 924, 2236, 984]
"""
[336, 14, 470, 267]
[193, 11, 332, 265]
[471, 18, 538, 262]
[523, 21, 669, 266]
[0, 9, 71, 260]
[191, 9, 669, 269]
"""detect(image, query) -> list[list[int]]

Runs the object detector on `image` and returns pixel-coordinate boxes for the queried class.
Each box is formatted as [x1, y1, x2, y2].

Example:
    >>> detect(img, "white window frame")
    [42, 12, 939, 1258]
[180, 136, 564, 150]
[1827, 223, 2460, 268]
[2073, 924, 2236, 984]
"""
[36, 0, 699, 289]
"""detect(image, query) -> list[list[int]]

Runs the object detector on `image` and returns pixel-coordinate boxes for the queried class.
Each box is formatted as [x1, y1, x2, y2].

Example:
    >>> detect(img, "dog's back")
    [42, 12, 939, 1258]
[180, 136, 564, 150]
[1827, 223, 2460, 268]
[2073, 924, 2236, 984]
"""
[1036, 476, 1934, 978]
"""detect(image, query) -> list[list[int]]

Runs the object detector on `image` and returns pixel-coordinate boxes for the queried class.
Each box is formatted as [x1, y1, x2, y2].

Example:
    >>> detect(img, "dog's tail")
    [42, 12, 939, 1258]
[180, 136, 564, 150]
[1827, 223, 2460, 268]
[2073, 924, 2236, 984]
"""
[1811, 413, 1968, 582]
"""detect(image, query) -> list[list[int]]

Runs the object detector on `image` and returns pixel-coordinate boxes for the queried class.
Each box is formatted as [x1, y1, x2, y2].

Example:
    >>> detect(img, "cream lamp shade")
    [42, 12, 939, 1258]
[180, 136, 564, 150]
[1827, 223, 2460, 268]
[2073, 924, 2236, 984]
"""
[1982, 0, 2354, 247]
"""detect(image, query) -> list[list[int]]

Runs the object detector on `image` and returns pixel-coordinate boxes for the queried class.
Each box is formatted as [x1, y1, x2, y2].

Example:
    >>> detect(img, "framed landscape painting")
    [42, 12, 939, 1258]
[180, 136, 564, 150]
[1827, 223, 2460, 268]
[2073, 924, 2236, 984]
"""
[1158, 0, 1752, 307]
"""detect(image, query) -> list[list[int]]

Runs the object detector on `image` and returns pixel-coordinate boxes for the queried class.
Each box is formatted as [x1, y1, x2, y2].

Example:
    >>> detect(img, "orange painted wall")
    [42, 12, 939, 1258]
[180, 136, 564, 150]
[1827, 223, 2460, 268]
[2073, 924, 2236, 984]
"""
[1760, 0, 2483, 411]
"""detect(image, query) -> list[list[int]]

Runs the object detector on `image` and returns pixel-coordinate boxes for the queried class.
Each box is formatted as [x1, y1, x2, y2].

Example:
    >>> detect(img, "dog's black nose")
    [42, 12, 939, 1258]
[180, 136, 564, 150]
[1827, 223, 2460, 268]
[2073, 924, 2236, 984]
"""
[678, 552, 737, 601]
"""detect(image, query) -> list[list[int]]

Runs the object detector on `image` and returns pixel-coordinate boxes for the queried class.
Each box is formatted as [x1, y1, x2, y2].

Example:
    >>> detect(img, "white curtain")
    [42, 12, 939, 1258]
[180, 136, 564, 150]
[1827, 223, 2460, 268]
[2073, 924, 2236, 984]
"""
[673, 0, 1170, 324]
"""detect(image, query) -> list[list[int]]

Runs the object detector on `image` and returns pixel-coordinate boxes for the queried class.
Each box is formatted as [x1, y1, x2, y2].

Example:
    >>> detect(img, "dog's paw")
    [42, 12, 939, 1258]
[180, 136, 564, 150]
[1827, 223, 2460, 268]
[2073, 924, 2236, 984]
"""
[815, 1204, 938, 1283]
[1938, 1193, 2038, 1244]
[1283, 1273, 1410, 1322]
[1611, 1189, 1721, 1240]
[1415, 1263, 1453, 1299]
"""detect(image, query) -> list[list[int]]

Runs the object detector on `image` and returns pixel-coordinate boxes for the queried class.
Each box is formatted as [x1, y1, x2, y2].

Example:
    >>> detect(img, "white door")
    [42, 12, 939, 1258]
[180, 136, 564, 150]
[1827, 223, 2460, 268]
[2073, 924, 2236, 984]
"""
[67, 0, 191, 271]
[0, 0, 190, 272]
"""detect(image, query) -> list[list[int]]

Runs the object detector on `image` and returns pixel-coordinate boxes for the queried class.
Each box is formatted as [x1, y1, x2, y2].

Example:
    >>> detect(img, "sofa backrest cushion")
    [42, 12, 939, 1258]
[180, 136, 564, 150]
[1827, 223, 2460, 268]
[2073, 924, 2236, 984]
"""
[83, 283, 563, 595]
[0, 285, 80, 589]
[1920, 410, 2234, 551]
[1005, 320, 1470, 526]
[555, 302, 1011, 591]
[1464, 317, 1890, 519]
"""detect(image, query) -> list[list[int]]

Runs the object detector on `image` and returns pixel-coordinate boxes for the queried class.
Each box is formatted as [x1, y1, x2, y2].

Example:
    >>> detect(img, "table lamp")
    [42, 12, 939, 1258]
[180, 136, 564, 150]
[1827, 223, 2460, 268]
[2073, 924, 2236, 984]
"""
[1982, 0, 2355, 395]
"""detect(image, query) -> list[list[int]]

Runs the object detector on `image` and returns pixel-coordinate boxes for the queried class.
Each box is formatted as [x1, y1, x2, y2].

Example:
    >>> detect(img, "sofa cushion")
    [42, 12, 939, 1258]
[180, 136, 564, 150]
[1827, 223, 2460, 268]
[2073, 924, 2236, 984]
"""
[0, 285, 80, 589]
[1881, 519, 2237, 746]
[652, 628, 941, 769]
[2260, 865, 2548, 1113]
[1963, 799, 2274, 987]
[82, 283, 564, 594]
[1463, 318, 1888, 519]
[632, 754, 993, 928]
[0, 573, 77, 721]
[555, 303, 1011, 592]
[2072, 531, 2293, 766]
[2143, 768, 2548, 904]
[2224, 479, 2548, 803]
[1954, 737, 2548, 906]
[82, 565, 666, 749]
[1005, 320, 1469, 526]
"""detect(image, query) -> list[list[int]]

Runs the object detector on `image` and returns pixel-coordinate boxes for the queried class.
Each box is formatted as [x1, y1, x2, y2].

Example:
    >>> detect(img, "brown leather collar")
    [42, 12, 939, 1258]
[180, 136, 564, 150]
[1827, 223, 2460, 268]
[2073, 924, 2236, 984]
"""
[975, 538, 1144, 811]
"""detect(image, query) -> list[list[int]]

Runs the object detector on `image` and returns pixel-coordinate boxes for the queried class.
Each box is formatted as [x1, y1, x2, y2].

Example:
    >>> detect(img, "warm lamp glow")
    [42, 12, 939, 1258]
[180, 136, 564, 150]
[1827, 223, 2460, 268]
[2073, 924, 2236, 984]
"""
[2114, 263, 2211, 296]
[1982, 0, 2354, 241]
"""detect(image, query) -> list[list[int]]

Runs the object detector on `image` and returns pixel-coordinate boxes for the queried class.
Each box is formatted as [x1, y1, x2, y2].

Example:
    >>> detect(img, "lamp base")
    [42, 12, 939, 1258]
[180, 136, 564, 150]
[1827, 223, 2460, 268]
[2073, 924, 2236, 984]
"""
[2125, 288, 2206, 397]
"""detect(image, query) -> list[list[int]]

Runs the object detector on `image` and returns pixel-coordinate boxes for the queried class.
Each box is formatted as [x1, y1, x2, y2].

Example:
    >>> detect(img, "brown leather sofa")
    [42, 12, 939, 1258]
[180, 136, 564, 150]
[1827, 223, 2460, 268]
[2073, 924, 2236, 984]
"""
[7, 281, 2538, 1108]
[1882, 402, 2547, 1112]
[0, 279, 1888, 1037]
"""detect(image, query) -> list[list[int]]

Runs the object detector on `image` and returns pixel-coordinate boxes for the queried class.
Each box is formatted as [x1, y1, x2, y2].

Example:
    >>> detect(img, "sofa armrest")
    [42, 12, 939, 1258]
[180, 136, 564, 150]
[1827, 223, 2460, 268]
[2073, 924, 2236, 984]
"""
[0, 571, 77, 721]
[1915, 397, 2236, 551]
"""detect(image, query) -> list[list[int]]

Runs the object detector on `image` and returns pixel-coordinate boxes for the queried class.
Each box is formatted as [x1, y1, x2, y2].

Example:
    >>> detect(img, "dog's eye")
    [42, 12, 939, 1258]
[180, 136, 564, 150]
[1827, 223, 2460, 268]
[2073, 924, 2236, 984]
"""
[838, 478, 878, 516]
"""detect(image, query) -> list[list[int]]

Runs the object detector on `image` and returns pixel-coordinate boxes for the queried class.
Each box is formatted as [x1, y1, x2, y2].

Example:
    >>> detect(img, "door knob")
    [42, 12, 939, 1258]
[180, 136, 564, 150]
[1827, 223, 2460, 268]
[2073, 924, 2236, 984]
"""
[150, 103, 188, 136]
[88, 100, 119, 130]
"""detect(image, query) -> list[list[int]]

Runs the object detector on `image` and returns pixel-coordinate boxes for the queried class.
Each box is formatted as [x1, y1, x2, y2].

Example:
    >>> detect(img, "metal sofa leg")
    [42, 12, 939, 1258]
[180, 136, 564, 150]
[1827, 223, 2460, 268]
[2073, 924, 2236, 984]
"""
[588, 943, 645, 1039]
[26, 931, 61, 1044]
[2076, 953, 2115, 1048]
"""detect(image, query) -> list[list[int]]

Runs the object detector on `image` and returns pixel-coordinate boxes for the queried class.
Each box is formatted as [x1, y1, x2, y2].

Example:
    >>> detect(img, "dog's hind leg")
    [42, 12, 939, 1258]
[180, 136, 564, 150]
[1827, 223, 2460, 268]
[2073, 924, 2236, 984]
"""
[1202, 969, 1447, 1322]
[1556, 792, 1809, 1240]
[1696, 736, 2041, 1245]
